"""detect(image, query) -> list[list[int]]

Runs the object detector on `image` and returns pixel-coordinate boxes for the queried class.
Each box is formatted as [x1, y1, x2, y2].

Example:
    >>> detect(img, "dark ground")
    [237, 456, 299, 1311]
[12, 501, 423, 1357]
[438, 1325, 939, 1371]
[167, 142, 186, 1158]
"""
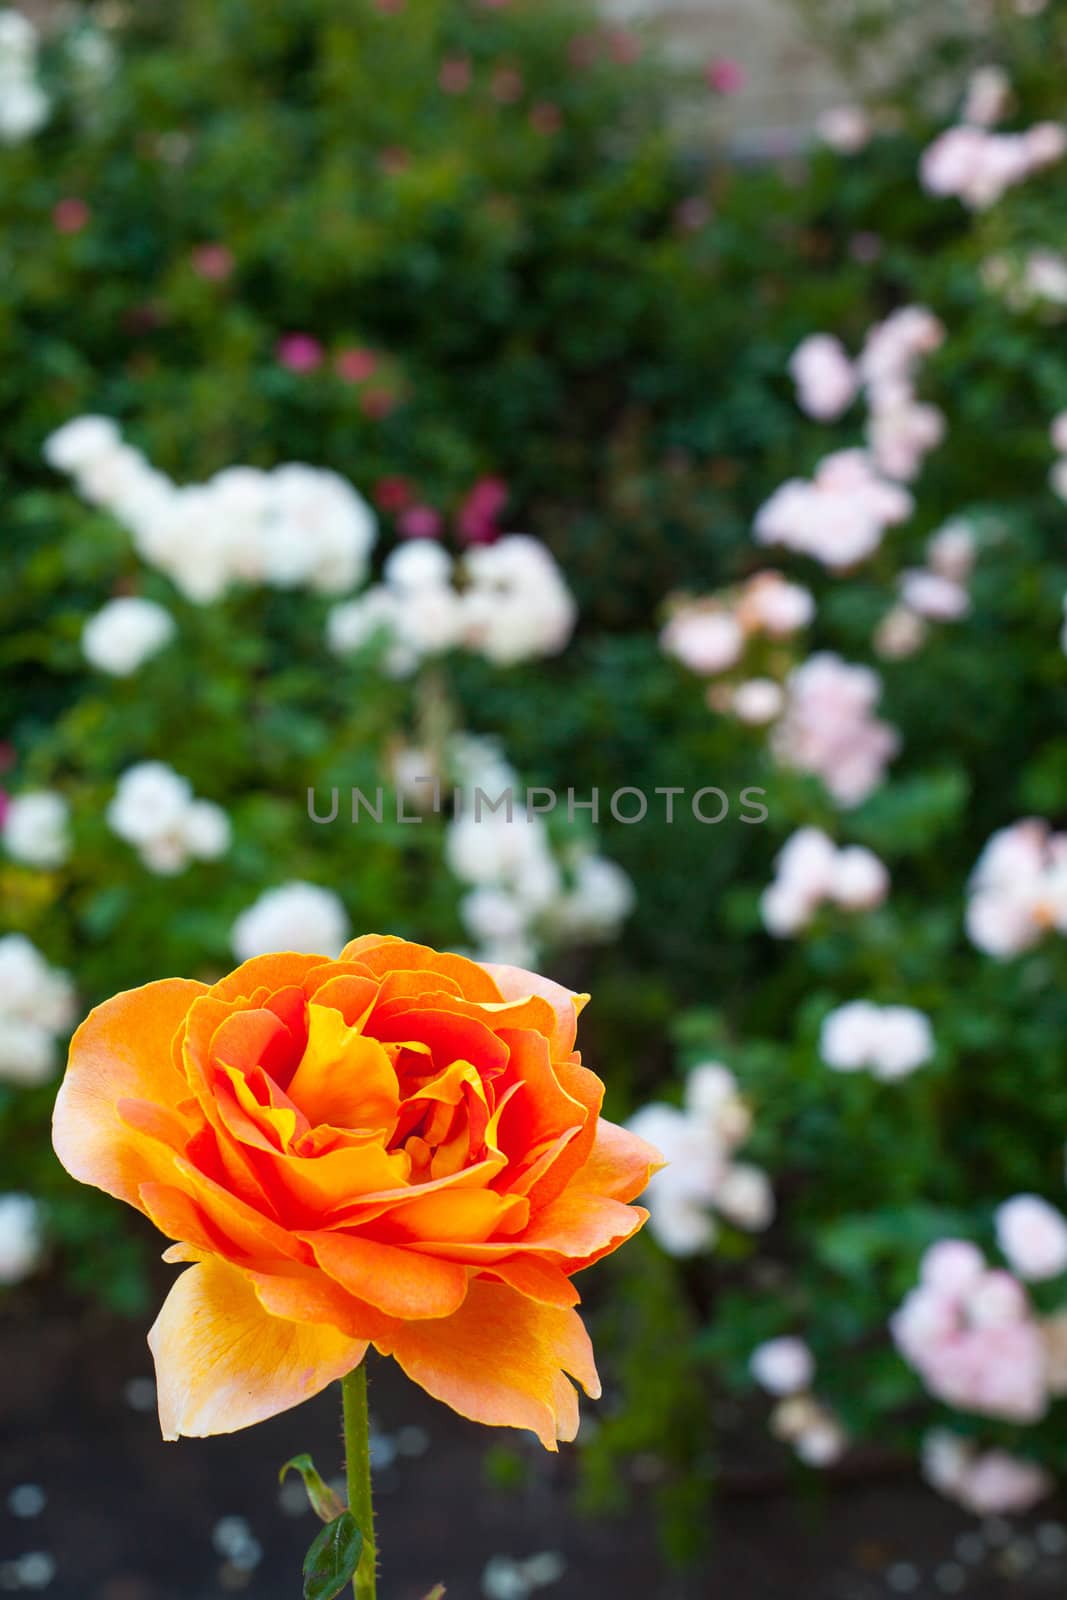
[2, 1285, 1065, 1600]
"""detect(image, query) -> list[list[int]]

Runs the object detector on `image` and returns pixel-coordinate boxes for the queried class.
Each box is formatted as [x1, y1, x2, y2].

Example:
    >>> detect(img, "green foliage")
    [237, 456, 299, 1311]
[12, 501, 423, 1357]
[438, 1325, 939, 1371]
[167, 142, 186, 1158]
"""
[280, 1454, 347, 1524]
[301, 1511, 363, 1600]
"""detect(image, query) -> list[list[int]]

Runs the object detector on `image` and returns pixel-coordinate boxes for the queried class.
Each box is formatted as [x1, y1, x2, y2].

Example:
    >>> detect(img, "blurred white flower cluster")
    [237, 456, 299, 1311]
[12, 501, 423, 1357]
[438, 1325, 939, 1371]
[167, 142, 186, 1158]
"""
[0, 1194, 44, 1286]
[0, 935, 76, 1087]
[0, 10, 49, 144]
[328, 534, 576, 674]
[44, 417, 377, 603]
[750, 1337, 848, 1467]
[627, 1063, 774, 1256]
[445, 737, 634, 968]
[2, 791, 70, 868]
[923, 1430, 1051, 1517]
[231, 882, 350, 962]
[107, 762, 231, 875]
[820, 1001, 934, 1081]
[82, 596, 176, 677]
[921, 116, 1066, 210]
[771, 653, 899, 806]
[761, 827, 889, 937]
[875, 520, 976, 660]
[966, 818, 1067, 958]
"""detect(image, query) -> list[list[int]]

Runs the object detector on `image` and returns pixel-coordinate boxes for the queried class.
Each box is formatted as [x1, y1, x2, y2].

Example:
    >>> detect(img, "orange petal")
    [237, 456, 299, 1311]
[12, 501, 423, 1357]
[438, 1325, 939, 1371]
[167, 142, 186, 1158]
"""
[344, 937, 504, 1003]
[377, 1187, 529, 1246]
[148, 1255, 366, 1438]
[572, 1118, 665, 1203]
[286, 1005, 400, 1132]
[53, 978, 206, 1210]
[479, 964, 589, 1056]
[376, 1278, 599, 1450]
[247, 1266, 393, 1341]
[208, 953, 330, 1004]
[484, 1255, 581, 1308]
[305, 1231, 469, 1320]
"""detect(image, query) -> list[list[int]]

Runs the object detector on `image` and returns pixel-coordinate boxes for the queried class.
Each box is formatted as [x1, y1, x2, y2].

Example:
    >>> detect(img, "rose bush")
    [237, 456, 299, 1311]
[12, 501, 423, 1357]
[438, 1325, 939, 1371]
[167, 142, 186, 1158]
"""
[53, 934, 658, 1447]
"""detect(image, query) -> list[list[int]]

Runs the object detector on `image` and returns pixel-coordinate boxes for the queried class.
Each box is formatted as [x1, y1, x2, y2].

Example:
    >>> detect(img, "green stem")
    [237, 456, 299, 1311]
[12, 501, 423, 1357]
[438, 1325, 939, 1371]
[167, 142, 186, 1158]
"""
[341, 1362, 377, 1600]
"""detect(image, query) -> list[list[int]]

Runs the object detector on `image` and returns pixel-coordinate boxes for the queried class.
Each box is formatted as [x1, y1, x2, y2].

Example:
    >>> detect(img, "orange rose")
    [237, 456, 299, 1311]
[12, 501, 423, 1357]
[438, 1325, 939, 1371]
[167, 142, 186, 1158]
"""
[53, 935, 660, 1448]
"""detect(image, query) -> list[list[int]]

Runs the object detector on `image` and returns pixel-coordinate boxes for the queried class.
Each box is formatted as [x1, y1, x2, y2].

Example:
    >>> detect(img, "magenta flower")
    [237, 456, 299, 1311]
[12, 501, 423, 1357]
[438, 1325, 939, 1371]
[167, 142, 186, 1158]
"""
[398, 505, 443, 540]
[705, 58, 747, 95]
[276, 334, 324, 373]
[457, 477, 509, 545]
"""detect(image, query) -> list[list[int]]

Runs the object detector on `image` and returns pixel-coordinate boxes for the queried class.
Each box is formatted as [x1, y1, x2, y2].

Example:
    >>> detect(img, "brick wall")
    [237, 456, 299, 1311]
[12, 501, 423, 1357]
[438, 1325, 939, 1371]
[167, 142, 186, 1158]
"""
[602, 0, 847, 147]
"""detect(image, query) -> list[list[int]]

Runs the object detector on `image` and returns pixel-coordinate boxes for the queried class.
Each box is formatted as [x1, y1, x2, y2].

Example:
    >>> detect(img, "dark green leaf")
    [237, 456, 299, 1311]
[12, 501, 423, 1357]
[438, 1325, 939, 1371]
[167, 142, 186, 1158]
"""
[302, 1512, 363, 1600]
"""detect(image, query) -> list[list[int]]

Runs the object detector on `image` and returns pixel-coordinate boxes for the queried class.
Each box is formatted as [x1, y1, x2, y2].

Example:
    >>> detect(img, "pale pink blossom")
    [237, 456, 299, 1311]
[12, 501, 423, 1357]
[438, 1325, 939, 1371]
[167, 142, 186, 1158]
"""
[894, 1246, 1048, 1424]
[922, 1240, 986, 1298]
[995, 1194, 1067, 1281]
[816, 105, 871, 154]
[772, 653, 899, 806]
[750, 1337, 816, 1396]
[736, 571, 815, 637]
[926, 521, 976, 582]
[732, 678, 785, 725]
[829, 846, 890, 910]
[899, 569, 970, 621]
[761, 829, 888, 936]
[660, 604, 744, 676]
[874, 606, 926, 660]
[867, 397, 945, 482]
[858, 307, 945, 389]
[962, 66, 1011, 129]
[921, 122, 1066, 210]
[1051, 412, 1067, 454]
[755, 450, 913, 570]
[922, 1431, 1051, 1516]
[788, 334, 857, 421]
[966, 819, 1067, 957]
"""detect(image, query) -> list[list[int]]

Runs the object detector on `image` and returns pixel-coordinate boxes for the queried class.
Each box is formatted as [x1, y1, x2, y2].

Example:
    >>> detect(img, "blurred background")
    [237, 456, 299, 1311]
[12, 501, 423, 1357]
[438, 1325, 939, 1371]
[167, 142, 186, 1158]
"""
[4, 0, 1067, 1595]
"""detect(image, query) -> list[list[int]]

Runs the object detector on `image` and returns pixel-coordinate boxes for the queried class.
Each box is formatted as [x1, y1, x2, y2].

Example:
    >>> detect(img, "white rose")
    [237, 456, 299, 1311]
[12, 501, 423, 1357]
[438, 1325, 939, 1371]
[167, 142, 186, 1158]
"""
[82, 597, 176, 676]
[231, 882, 350, 961]
[3, 792, 70, 868]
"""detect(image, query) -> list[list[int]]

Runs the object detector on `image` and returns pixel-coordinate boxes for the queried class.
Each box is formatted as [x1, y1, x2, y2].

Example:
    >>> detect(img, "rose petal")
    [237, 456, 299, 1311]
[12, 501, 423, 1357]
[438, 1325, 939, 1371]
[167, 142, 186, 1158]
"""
[375, 1278, 600, 1449]
[149, 1255, 366, 1438]
[53, 978, 207, 1209]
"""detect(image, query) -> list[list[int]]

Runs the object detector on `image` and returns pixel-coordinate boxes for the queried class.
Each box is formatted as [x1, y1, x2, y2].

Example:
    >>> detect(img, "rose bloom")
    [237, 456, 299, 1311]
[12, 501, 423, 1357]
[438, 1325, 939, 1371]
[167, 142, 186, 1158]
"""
[53, 936, 659, 1446]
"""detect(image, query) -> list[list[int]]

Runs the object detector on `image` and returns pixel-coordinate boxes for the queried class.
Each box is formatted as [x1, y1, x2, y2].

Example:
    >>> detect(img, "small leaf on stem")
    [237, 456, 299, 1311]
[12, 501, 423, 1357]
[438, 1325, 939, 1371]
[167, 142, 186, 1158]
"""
[302, 1511, 364, 1600]
[280, 1453, 347, 1524]
[422, 1587, 446, 1599]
